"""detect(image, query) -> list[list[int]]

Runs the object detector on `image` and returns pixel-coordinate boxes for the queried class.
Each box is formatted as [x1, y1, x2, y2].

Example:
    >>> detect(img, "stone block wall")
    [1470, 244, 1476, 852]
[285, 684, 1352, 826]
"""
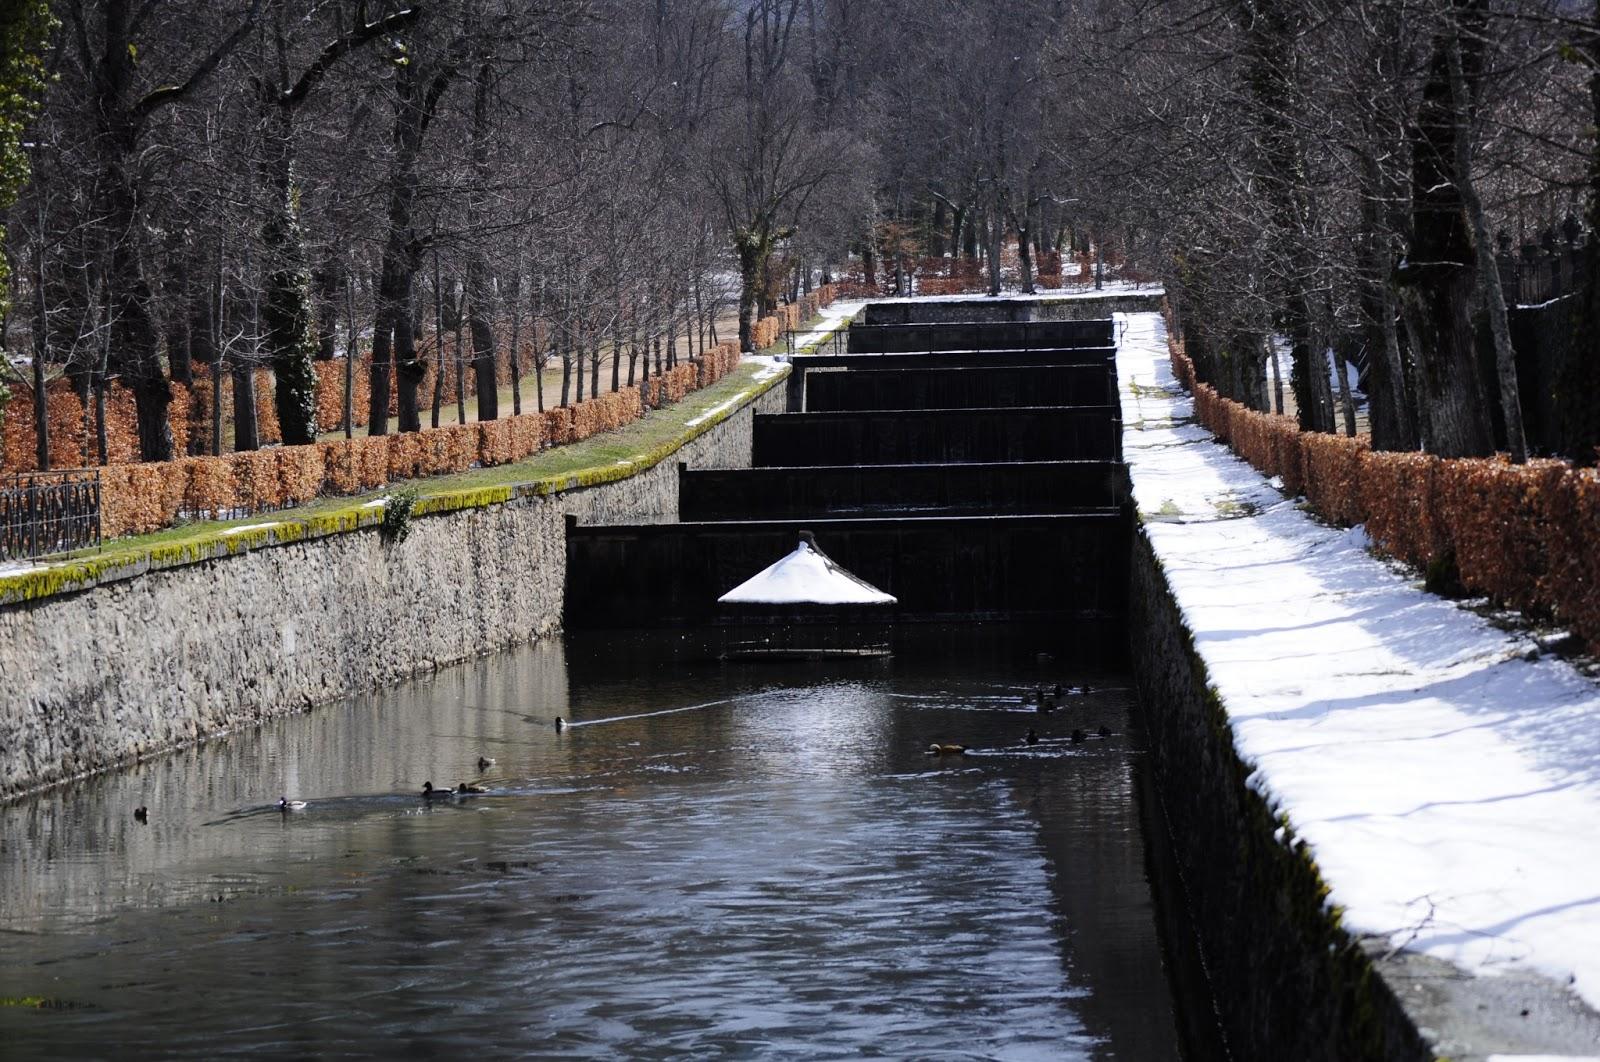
[0, 374, 784, 802]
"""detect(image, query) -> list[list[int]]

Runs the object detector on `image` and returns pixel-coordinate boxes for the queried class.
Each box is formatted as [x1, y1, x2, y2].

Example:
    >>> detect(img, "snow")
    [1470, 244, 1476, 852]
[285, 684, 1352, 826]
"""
[875, 280, 1163, 304]
[685, 390, 753, 428]
[1487, 1057, 1600, 1062]
[219, 523, 280, 536]
[785, 299, 866, 356]
[719, 536, 896, 606]
[1266, 335, 1366, 405]
[1118, 310, 1600, 1012]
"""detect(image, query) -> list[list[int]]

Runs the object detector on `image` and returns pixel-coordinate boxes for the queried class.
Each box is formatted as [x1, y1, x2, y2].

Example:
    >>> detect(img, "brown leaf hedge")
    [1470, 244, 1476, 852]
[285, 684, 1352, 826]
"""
[1171, 333, 1600, 653]
[17, 294, 819, 539]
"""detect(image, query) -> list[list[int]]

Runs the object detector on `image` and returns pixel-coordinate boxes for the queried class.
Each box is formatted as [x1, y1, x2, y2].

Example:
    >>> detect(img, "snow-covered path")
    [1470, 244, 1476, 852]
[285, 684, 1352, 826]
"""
[1117, 311, 1600, 1017]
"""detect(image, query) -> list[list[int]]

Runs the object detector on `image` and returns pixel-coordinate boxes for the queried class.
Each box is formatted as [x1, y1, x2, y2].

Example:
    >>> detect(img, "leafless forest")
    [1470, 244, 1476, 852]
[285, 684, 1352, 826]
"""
[0, 0, 1595, 467]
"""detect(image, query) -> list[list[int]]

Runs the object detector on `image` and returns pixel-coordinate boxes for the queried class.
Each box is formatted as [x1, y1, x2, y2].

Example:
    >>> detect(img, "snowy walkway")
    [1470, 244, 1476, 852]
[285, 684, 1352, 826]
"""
[1116, 312, 1600, 1038]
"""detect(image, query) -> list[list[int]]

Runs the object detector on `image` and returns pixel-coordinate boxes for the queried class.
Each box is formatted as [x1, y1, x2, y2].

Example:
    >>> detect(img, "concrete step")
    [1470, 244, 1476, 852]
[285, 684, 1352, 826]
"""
[846, 319, 1113, 353]
[564, 512, 1131, 628]
[804, 364, 1116, 411]
[752, 407, 1122, 466]
[679, 461, 1130, 520]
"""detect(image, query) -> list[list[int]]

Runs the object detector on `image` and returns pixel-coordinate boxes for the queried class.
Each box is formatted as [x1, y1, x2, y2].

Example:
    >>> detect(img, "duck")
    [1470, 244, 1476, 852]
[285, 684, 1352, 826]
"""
[278, 797, 308, 811]
[1097, 725, 1112, 738]
[421, 781, 454, 800]
[476, 756, 496, 771]
[1038, 698, 1054, 715]
[457, 781, 489, 795]
[1052, 682, 1063, 698]
[1070, 728, 1086, 744]
[927, 743, 967, 755]
[554, 716, 565, 732]
[133, 806, 148, 823]
[1026, 729, 1039, 746]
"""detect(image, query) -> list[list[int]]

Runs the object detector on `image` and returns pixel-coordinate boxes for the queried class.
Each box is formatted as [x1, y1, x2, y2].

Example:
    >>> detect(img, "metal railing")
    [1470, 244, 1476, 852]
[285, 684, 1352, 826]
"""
[1497, 218, 1587, 307]
[0, 470, 101, 562]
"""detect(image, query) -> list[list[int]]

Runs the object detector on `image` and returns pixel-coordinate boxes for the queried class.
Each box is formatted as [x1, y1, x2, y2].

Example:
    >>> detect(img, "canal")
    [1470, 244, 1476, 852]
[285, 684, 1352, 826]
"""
[0, 626, 1196, 1059]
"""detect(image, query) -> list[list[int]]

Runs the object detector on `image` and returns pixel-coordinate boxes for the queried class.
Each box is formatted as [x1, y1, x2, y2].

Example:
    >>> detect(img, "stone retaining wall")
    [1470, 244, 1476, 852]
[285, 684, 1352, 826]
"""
[1128, 530, 1432, 1062]
[0, 377, 785, 802]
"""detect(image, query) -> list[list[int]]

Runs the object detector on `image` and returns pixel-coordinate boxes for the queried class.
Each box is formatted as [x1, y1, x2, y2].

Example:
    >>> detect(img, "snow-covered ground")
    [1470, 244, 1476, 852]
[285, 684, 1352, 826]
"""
[873, 280, 1164, 304]
[1118, 310, 1600, 1017]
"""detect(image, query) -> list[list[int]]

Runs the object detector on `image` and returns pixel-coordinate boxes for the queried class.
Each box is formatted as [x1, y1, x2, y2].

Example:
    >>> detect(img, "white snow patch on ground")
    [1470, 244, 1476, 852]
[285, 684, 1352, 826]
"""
[685, 390, 752, 428]
[1487, 1057, 1600, 1062]
[1118, 309, 1600, 1012]
[219, 523, 280, 536]
[875, 281, 1162, 303]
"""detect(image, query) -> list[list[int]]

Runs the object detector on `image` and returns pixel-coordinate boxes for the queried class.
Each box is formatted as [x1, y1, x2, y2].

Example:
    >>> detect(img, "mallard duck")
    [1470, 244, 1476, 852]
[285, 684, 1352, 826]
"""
[421, 781, 454, 799]
[1026, 729, 1039, 746]
[554, 716, 565, 732]
[457, 781, 489, 795]
[927, 743, 967, 755]
[279, 797, 308, 811]
[476, 756, 496, 771]
[1070, 728, 1086, 744]
[133, 806, 148, 823]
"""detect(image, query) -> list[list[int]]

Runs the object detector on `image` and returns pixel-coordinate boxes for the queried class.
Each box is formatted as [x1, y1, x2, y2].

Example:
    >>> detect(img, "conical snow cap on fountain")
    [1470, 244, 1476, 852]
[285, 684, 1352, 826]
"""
[718, 531, 896, 606]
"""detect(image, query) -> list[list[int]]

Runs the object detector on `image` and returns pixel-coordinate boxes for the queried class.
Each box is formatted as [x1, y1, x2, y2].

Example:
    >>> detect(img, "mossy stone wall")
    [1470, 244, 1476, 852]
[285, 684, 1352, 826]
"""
[0, 381, 784, 802]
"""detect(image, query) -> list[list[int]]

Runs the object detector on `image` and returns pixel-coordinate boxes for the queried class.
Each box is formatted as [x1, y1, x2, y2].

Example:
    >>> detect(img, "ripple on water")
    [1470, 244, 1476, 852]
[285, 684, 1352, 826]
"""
[0, 630, 1178, 1058]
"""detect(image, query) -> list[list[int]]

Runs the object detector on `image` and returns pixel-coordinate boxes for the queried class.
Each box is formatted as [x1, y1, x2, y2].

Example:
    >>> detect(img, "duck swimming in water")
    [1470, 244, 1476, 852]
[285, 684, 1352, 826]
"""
[1098, 725, 1112, 738]
[1026, 729, 1039, 746]
[279, 797, 308, 811]
[476, 756, 496, 770]
[133, 806, 148, 823]
[1070, 728, 1087, 744]
[457, 781, 489, 795]
[927, 743, 967, 755]
[554, 716, 565, 732]
[421, 781, 453, 800]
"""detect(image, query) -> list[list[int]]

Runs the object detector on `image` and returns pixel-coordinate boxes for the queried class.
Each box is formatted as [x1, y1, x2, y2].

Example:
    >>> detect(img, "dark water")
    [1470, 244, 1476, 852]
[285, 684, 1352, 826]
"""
[0, 627, 1186, 1059]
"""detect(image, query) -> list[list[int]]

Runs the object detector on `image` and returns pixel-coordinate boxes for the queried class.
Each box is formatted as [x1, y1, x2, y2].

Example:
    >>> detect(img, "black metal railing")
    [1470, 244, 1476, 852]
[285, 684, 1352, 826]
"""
[0, 470, 101, 562]
[1497, 217, 1587, 307]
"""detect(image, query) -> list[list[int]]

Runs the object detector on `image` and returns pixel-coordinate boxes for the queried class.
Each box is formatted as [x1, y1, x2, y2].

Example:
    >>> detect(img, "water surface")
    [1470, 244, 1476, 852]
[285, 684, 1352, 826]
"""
[0, 627, 1183, 1059]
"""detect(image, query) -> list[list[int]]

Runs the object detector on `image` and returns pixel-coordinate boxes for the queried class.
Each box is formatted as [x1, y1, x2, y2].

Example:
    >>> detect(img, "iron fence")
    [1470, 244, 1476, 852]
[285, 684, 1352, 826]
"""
[1497, 217, 1587, 307]
[0, 470, 101, 562]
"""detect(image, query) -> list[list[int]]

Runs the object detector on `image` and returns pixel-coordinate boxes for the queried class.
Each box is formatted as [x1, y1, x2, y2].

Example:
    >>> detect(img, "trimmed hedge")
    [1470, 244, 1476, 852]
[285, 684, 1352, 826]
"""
[1171, 331, 1600, 653]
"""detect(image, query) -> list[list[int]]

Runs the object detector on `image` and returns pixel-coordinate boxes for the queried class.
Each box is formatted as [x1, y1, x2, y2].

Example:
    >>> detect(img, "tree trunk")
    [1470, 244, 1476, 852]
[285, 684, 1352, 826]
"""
[343, 275, 356, 438]
[987, 207, 1003, 296]
[314, 259, 339, 360]
[737, 234, 765, 351]
[1016, 215, 1035, 294]
[466, 60, 498, 422]
[233, 359, 259, 452]
[1397, 31, 1494, 458]
[1358, 146, 1418, 451]
[1568, 0, 1600, 463]
[1447, 34, 1526, 461]
[259, 95, 319, 446]
[508, 269, 523, 417]
[1267, 336, 1285, 416]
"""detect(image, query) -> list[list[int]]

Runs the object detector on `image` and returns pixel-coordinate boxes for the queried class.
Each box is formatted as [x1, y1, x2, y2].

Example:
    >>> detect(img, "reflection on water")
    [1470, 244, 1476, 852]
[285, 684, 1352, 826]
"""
[0, 627, 1184, 1059]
